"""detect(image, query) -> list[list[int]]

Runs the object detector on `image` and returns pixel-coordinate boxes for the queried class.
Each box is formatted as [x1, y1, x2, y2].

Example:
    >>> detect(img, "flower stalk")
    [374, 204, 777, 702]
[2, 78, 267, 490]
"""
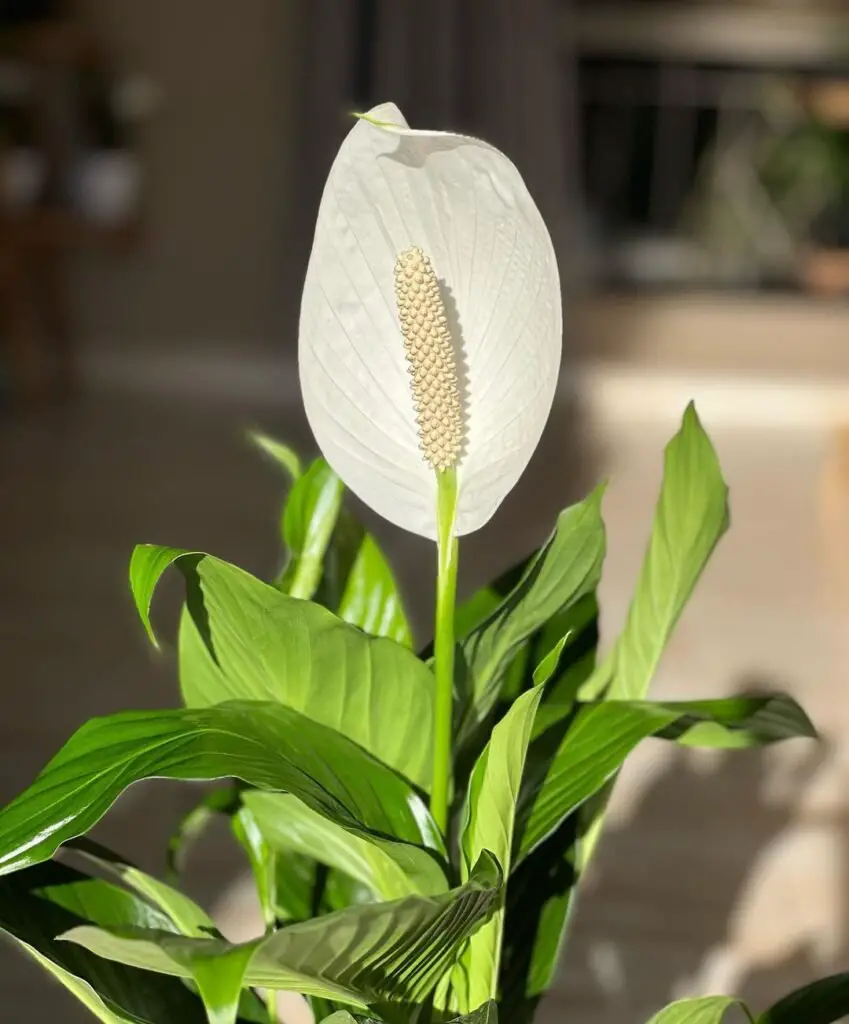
[431, 467, 459, 834]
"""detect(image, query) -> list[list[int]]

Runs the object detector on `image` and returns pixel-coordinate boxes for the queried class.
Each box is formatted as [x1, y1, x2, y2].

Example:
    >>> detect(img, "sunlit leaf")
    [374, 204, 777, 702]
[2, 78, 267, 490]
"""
[244, 790, 446, 900]
[583, 404, 728, 701]
[645, 996, 751, 1023]
[338, 534, 412, 645]
[0, 701, 443, 879]
[63, 855, 501, 1008]
[457, 688, 543, 1012]
[130, 547, 435, 790]
[248, 431, 303, 482]
[231, 807, 278, 932]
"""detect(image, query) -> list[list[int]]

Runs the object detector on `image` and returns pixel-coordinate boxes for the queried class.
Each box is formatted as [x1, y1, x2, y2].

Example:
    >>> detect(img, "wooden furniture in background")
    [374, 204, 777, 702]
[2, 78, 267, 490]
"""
[0, 16, 139, 407]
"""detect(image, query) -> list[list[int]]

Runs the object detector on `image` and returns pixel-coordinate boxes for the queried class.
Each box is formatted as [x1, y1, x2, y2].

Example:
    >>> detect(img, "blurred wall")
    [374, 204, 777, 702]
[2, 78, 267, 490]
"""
[72, 0, 303, 359]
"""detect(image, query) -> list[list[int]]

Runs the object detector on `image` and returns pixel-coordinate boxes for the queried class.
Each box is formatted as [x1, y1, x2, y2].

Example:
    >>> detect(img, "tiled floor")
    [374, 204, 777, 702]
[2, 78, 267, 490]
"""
[0, 389, 844, 1022]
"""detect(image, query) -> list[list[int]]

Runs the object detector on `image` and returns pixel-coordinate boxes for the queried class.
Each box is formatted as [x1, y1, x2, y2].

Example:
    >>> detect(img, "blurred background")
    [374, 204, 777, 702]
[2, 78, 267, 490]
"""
[1, 0, 848, 1021]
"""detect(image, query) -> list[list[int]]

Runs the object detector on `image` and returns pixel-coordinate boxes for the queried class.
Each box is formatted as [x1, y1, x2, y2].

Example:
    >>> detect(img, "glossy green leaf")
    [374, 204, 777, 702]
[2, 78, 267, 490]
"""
[248, 431, 302, 482]
[758, 972, 849, 1024]
[0, 701, 443, 878]
[64, 854, 501, 1008]
[458, 688, 544, 1012]
[69, 838, 215, 937]
[584, 404, 728, 701]
[244, 790, 446, 900]
[645, 996, 751, 1023]
[278, 458, 345, 599]
[131, 547, 435, 791]
[338, 534, 412, 645]
[457, 485, 606, 744]
[231, 807, 277, 931]
[517, 694, 816, 863]
[0, 862, 212, 1023]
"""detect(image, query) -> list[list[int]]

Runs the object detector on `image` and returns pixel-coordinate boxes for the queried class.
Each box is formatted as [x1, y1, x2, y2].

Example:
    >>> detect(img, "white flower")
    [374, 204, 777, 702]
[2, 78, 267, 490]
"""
[298, 102, 562, 539]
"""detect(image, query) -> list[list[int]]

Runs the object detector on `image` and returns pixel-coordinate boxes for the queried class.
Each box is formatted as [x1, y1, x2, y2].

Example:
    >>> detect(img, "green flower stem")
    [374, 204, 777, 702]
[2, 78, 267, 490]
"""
[431, 469, 459, 835]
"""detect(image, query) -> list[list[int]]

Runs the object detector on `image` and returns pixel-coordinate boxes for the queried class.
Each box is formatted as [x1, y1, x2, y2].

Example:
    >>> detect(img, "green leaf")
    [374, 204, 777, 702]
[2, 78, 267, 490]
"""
[517, 694, 816, 863]
[645, 996, 751, 1023]
[244, 790, 447, 900]
[758, 972, 849, 1024]
[457, 485, 606, 744]
[131, 548, 436, 791]
[274, 851, 317, 922]
[584, 404, 729, 701]
[0, 700, 443, 879]
[458, 688, 544, 1012]
[338, 534, 412, 646]
[69, 838, 215, 937]
[0, 861, 212, 1023]
[278, 458, 345, 599]
[169, 942, 257, 1024]
[499, 814, 580, 1024]
[455, 586, 501, 639]
[321, 1003, 498, 1023]
[63, 854, 501, 1008]
[231, 807, 278, 931]
[248, 431, 302, 481]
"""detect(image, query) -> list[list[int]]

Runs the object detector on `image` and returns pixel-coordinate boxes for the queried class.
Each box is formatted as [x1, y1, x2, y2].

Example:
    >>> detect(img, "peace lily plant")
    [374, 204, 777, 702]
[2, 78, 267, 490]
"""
[0, 103, 842, 1024]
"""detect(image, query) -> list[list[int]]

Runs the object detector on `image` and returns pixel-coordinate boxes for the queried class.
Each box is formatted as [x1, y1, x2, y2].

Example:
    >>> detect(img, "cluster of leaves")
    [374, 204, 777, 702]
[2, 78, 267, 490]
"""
[0, 407, 839, 1024]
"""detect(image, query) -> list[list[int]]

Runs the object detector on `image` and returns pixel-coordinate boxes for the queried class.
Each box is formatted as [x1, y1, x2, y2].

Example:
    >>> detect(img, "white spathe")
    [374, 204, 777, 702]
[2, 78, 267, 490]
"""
[299, 102, 562, 539]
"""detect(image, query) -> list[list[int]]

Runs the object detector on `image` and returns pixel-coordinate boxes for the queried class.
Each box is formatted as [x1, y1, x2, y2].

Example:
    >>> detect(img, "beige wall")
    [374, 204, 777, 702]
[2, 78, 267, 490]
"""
[73, 0, 303, 356]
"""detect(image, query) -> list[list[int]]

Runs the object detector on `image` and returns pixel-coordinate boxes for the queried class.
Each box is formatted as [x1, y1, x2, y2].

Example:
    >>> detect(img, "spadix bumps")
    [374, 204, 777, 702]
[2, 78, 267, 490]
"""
[394, 246, 462, 472]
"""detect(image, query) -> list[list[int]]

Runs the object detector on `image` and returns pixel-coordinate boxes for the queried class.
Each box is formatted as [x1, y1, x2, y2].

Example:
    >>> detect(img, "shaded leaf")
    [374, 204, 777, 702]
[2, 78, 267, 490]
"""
[338, 534, 412, 645]
[244, 790, 446, 900]
[583, 404, 728, 701]
[0, 861, 212, 1023]
[63, 855, 502, 1008]
[0, 701, 443, 879]
[758, 972, 849, 1024]
[274, 851, 317, 922]
[69, 838, 215, 937]
[131, 547, 435, 791]
[457, 486, 606, 744]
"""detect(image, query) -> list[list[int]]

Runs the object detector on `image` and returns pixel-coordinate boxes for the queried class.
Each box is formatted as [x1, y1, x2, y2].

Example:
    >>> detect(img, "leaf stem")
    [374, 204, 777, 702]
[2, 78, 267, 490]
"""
[431, 469, 459, 835]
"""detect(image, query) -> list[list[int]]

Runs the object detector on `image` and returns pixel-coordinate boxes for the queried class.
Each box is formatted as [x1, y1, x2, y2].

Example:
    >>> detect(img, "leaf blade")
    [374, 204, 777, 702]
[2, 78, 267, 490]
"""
[135, 548, 435, 791]
[458, 486, 606, 743]
[63, 856, 502, 1008]
[459, 688, 543, 1011]
[583, 404, 728, 701]
[0, 701, 443, 880]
